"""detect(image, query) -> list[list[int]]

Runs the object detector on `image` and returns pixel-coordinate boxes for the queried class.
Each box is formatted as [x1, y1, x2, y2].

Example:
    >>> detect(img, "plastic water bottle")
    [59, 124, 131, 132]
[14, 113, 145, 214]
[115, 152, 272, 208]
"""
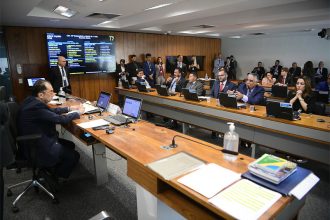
[223, 122, 239, 161]
[205, 73, 209, 80]
[58, 87, 66, 104]
[118, 79, 123, 88]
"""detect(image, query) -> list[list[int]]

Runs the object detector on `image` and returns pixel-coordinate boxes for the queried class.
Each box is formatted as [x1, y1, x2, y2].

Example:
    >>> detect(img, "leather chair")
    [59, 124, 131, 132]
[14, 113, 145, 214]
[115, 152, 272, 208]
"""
[4, 101, 59, 213]
[0, 86, 5, 102]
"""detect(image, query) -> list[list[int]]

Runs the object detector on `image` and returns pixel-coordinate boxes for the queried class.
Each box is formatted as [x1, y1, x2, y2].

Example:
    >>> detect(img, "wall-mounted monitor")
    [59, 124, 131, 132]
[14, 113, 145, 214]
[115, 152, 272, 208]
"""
[27, 77, 45, 87]
[46, 33, 116, 74]
[165, 56, 205, 73]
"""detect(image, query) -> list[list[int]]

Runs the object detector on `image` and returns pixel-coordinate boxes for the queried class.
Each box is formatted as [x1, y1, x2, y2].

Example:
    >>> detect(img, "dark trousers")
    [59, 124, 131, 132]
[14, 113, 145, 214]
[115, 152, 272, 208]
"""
[54, 138, 80, 178]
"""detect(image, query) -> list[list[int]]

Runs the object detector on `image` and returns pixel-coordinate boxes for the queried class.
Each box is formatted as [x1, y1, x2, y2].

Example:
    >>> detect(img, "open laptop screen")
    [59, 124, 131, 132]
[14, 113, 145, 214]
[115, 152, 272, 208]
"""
[122, 96, 142, 119]
[27, 78, 45, 87]
[96, 92, 111, 110]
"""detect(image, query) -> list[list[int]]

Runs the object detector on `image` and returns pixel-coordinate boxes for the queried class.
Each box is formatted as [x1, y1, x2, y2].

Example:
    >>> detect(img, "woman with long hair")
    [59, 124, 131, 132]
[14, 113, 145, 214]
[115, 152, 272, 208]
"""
[286, 76, 315, 113]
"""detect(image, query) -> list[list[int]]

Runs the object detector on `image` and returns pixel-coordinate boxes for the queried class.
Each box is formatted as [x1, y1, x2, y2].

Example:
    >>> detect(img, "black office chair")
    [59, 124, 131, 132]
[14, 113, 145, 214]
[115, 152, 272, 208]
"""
[4, 101, 59, 213]
[314, 101, 326, 116]
[0, 86, 6, 102]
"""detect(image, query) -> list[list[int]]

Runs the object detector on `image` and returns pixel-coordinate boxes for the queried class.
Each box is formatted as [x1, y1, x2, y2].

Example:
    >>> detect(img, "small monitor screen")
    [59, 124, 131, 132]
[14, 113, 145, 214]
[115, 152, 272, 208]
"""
[96, 92, 111, 110]
[122, 97, 142, 119]
[27, 78, 45, 87]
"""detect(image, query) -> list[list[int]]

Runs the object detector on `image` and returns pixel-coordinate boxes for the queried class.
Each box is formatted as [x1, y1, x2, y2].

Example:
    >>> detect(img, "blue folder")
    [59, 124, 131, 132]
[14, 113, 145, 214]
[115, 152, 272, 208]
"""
[242, 166, 312, 196]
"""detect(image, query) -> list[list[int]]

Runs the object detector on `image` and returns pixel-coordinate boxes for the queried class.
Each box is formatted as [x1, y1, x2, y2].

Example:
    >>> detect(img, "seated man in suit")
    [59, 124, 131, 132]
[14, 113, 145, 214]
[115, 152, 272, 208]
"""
[251, 62, 265, 80]
[185, 72, 204, 96]
[235, 73, 265, 105]
[17, 79, 84, 179]
[136, 69, 151, 89]
[210, 67, 237, 98]
[166, 68, 187, 93]
[49, 56, 71, 94]
[276, 67, 293, 86]
[314, 61, 328, 84]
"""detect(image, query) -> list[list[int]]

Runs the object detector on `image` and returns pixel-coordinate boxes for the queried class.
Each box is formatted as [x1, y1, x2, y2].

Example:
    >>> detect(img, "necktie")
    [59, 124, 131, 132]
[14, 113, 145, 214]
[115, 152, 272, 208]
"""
[247, 89, 251, 96]
[220, 82, 224, 92]
[61, 67, 68, 87]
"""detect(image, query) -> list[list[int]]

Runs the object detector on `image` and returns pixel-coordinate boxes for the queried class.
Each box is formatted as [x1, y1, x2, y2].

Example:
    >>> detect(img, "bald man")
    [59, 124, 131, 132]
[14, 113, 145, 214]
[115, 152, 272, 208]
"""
[49, 56, 72, 94]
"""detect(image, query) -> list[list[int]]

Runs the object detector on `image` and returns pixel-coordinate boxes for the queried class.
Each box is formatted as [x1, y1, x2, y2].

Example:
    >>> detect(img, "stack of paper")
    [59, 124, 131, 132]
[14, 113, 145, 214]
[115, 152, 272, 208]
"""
[177, 163, 241, 198]
[147, 152, 205, 180]
[209, 179, 281, 220]
[78, 119, 109, 129]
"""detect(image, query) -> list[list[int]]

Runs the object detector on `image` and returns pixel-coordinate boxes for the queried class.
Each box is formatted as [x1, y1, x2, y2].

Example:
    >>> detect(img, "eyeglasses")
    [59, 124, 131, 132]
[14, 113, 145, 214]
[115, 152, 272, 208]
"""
[218, 74, 225, 77]
[247, 79, 254, 82]
[296, 82, 305, 85]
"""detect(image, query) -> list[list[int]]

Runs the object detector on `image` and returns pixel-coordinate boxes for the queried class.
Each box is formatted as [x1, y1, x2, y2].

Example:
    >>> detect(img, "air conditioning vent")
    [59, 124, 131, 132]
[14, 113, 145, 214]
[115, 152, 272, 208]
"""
[192, 24, 215, 29]
[249, 32, 265, 36]
[87, 13, 120, 19]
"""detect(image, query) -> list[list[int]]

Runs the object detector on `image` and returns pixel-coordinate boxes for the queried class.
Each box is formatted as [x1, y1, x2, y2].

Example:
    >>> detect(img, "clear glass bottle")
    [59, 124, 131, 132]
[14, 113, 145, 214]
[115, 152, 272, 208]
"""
[58, 87, 66, 104]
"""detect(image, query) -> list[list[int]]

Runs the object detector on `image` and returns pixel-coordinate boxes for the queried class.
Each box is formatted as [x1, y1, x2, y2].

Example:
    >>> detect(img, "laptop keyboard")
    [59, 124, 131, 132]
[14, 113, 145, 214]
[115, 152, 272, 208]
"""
[104, 115, 129, 125]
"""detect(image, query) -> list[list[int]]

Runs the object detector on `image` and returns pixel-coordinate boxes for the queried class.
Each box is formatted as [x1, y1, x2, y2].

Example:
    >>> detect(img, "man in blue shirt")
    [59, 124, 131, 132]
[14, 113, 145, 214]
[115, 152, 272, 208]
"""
[143, 53, 156, 87]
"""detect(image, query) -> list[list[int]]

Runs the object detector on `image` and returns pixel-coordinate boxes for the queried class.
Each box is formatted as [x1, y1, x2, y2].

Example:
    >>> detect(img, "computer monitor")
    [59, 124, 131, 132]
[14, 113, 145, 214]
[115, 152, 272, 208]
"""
[96, 91, 111, 110]
[271, 85, 288, 98]
[122, 96, 142, 119]
[27, 77, 45, 87]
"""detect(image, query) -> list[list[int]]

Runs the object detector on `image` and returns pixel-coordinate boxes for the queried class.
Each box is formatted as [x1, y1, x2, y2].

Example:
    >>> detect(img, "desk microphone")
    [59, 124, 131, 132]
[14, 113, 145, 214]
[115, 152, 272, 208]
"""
[123, 117, 130, 128]
[98, 107, 104, 116]
[167, 135, 218, 150]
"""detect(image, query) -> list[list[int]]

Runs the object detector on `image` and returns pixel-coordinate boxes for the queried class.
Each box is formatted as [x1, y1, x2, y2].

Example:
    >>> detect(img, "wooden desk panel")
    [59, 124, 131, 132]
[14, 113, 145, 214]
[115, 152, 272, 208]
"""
[72, 117, 296, 220]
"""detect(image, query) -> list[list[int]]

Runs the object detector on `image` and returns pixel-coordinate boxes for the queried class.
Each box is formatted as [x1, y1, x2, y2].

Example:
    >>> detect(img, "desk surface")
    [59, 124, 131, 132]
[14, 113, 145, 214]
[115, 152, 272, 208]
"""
[72, 115, 294, 220]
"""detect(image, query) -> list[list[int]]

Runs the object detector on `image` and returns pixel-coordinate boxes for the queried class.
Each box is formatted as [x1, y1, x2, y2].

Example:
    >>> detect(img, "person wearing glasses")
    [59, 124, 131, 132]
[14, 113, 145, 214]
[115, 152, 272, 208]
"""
[210, 67, 237, 98]
[235, 73, 265, 105]
[286, 76, 315, 113]
[18, 79, 84, 180]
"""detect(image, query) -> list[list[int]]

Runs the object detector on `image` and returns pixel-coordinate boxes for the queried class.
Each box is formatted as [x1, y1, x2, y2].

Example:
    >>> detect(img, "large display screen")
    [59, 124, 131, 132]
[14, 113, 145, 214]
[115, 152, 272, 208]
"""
[46, 33, 116, 74]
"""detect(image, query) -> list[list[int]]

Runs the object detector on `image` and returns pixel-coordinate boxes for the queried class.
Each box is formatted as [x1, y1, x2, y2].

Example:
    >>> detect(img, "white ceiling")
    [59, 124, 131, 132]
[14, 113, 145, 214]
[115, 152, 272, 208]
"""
[0, 0, 329, 38]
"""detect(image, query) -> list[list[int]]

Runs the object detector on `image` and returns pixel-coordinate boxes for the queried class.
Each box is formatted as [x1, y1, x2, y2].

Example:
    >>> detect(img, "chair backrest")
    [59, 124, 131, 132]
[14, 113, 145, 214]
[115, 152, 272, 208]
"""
[0, 102, 15, 166]
[314, 101, 326, 116]
[0, 86, 6, 102]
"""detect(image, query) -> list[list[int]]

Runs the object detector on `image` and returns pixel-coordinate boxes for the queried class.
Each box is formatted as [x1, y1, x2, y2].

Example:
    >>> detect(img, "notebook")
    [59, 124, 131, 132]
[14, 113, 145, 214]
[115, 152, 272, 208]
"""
[104, 96, 142, 125]
[84, 91, 111, 114]
[218, 92, 246, 109]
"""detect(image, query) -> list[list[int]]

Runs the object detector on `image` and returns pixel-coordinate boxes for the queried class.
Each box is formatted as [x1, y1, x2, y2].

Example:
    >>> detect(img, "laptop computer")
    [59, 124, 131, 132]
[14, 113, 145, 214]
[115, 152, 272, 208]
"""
[272, 85, 288, 98]
[104, 96, 143, 126]
[136, 82, 155, 92]
[84, 91, 111, 114]
[155, 84, 176, 96]
[218, 92, 246, 109]
[181, 88, 203, 101]
[121, 79, 131, 89]
[27, 77, 45, 87]
[266, 101, 300, 121]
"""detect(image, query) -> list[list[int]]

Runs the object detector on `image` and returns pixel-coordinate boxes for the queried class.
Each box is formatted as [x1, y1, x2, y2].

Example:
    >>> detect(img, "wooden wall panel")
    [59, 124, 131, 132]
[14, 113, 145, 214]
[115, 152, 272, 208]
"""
[4, 26, 220, 102]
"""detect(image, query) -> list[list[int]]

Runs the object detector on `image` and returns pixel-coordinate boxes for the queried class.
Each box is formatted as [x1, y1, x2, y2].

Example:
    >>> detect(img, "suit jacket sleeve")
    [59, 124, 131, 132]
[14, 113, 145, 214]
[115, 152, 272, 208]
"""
[36, 106, 80, 125]
[210, 81, 218, 98]
[195, 82, 204, 96]
[248, 86, 265, 105]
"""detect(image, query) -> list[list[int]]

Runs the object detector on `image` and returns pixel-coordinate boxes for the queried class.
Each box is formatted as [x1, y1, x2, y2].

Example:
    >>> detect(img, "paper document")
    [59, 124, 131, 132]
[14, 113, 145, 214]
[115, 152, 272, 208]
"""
[209, 179, 281, 220]
[289, 173, 319, 200]
[178, 163, 241, 198]
[78, 119, 109, 129]
[147, 152, 205, 180]
[83, 102, 99, 113]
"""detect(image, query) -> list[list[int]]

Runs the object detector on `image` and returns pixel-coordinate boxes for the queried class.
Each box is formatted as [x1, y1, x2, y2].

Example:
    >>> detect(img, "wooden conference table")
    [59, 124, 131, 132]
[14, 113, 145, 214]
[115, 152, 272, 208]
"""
[116, 88, 330, 165]
[60, 110, 305, 220]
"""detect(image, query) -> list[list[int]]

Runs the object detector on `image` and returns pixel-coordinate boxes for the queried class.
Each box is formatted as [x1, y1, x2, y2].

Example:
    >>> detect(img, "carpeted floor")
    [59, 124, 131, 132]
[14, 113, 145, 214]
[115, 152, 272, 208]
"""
[3, 117, 329, 220]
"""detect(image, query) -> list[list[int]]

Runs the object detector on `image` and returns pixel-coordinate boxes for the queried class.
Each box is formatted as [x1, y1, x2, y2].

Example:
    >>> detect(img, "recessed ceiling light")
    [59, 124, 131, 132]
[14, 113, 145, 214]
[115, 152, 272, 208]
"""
[245, 24, 267, 29]
[141, 27, 162, 32]
[206, 33, 220, 37]
[229, 35, 241, 39]
[145, 3, 172, 11]
[53, 5, 77, 18]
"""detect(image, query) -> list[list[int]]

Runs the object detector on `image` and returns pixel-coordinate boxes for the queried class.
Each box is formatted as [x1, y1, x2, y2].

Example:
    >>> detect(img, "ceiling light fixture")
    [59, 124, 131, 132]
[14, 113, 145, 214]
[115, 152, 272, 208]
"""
[53, 5, 77, 18]
[245, 24, 267, 29]
[145, 3, 172, 11]
[229, 35, 242, 39]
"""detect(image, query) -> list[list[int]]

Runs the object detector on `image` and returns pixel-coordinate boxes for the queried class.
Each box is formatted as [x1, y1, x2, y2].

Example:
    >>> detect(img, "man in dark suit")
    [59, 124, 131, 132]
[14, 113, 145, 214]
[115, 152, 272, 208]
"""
[236, 73, 265, 105]
[49, 56, 71, 94]
[166, 68, 187, 93]
[289, 62, 302, 79]
[17, 80, 83, 178]
[175, 55, 187, 78]
[185, 72, 204, 96]
[211, 67, 237, 98]
[143, 53, 156, 87]
[116, 58, 128, 82]
[126, 54, 140, 83]
[314, 61, 328, 84]
[270, 60, 282, 79]
[251, 62, 266, 80]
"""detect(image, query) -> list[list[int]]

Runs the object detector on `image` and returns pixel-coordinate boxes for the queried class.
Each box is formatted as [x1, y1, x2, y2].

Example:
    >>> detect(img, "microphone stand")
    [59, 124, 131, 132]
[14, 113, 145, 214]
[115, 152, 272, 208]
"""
[167, 135, 238, 155]
[98, 107, 104, 116]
